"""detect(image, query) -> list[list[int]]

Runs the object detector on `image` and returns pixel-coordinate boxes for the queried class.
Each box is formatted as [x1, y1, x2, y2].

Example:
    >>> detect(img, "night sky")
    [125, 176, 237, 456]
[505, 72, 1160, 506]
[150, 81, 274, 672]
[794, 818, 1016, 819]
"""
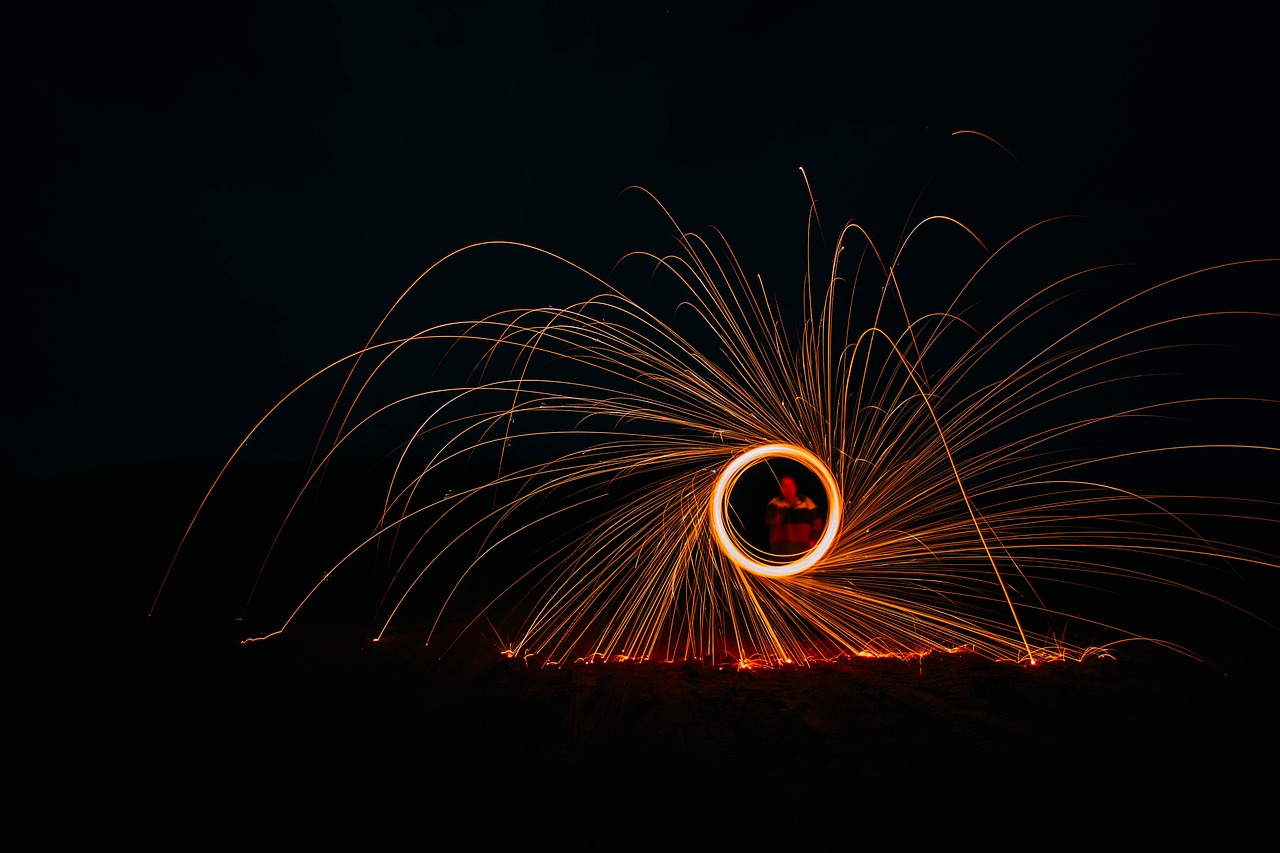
[11, 2, 1279, 480]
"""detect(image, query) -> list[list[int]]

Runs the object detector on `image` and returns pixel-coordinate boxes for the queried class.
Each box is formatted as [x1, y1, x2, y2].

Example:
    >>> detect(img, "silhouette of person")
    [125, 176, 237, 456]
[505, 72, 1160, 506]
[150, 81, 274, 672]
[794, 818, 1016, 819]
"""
[764, 475, 823, 556]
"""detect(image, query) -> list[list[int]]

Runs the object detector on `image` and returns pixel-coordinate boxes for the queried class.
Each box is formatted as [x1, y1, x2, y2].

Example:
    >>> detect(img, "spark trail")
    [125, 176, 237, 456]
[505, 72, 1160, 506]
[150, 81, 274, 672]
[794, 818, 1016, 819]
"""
[154, 152, 1280, 668]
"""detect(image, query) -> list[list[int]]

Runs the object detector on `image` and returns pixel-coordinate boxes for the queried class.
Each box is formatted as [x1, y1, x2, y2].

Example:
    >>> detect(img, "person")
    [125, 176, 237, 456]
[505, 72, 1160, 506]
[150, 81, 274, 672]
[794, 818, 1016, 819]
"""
[764, 475, 823, 556]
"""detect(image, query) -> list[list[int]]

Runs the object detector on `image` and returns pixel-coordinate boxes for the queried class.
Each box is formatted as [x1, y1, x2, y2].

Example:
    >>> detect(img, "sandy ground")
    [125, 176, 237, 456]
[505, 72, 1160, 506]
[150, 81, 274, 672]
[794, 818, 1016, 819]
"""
[113, 621, 1276, 844]
[24, 462, 1278, 843]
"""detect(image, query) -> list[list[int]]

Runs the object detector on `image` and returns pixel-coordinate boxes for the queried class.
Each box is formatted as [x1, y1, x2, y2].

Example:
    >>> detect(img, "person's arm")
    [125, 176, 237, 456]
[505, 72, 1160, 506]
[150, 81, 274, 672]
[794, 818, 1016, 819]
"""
[809, 516, 823, 547]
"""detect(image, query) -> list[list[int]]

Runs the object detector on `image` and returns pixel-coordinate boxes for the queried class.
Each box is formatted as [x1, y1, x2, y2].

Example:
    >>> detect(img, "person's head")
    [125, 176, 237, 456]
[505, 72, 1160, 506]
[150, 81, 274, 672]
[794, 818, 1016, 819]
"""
[779, 475, 797, 501]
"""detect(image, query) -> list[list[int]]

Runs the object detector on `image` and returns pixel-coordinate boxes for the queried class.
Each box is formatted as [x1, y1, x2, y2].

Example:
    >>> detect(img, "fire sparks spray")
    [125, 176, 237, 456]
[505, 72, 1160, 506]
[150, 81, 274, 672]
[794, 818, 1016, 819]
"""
[154, 139, 1280, 668]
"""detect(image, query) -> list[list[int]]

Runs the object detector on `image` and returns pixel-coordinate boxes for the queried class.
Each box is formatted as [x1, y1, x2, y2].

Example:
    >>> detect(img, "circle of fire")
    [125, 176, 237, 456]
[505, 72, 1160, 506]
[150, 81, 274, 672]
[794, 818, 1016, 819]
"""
[710, 443, 842, 578]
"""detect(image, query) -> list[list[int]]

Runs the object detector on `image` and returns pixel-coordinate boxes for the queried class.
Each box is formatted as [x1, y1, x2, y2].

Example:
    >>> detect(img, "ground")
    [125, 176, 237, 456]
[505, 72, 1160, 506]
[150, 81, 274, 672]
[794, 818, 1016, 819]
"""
[27, 461, 1278, 842]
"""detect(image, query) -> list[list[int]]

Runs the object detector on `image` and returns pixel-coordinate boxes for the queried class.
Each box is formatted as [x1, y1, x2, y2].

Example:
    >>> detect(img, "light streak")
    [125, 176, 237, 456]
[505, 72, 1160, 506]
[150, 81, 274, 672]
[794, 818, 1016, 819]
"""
[154, 148, 1280, 668]
[710, 443, 841, 578]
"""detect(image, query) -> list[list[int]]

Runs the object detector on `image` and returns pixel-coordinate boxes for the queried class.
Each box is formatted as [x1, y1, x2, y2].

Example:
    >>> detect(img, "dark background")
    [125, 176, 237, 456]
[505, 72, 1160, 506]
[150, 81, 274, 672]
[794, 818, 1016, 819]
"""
[9, 1, 1278, 480]
[11, 4, 1280, 840]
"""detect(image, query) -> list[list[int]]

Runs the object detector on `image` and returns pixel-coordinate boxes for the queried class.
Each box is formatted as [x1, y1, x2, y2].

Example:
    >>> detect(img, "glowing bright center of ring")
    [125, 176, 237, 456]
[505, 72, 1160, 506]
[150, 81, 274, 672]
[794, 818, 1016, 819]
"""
[709, 443, 842, 578]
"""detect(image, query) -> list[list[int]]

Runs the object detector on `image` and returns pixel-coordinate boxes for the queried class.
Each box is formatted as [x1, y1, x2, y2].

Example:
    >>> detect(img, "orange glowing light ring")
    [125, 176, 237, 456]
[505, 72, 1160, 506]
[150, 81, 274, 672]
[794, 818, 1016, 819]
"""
[709, 443, 842, 578]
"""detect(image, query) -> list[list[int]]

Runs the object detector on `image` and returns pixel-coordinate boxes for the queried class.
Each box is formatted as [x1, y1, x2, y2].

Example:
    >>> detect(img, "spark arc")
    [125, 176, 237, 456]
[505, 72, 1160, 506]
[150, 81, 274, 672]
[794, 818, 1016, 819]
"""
[154, 149, 1280, 667]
